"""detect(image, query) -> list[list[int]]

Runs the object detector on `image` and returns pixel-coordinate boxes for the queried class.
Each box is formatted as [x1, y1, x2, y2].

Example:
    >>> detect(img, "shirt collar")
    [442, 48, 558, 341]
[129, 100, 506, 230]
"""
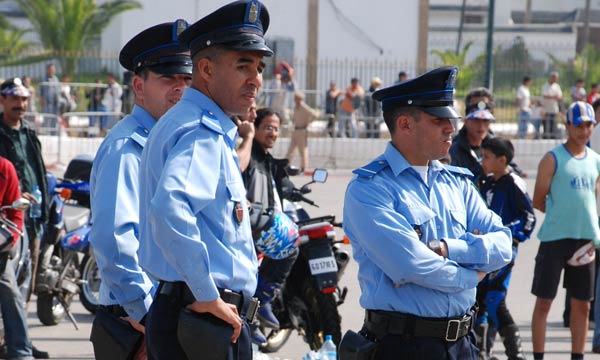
[383, 141, 447, 176]
[131, 105, 157, 132]
[181, 87, 238, 144]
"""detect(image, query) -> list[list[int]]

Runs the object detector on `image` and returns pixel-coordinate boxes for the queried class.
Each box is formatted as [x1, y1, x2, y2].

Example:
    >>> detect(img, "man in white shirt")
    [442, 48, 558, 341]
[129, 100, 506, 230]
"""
[516, 76, 532, 139]
[541, 71, 563, 139]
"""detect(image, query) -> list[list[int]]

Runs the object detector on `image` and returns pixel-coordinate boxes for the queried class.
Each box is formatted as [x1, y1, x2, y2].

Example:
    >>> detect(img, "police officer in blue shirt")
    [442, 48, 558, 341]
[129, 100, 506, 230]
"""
[137, 1, 271, 359]
[341, 67, 513, 360]
[89, 20, 192, 358]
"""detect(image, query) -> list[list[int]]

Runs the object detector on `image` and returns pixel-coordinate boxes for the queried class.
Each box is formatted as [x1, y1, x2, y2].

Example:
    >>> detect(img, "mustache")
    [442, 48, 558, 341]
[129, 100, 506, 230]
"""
[11, 107, 25, 112]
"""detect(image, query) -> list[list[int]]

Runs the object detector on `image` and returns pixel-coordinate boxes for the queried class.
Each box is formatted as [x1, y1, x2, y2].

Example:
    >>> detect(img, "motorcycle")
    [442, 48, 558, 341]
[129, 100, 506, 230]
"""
[35, 156, 99, 329]
[259, 168, 350, 353]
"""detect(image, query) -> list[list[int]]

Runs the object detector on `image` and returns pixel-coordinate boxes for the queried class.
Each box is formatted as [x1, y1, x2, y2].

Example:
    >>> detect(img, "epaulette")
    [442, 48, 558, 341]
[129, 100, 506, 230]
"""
[352, 159, 389, 178]
[199, 110, 223, 135]
[443, 164, 474, 178]
[129, 126, 149, 148]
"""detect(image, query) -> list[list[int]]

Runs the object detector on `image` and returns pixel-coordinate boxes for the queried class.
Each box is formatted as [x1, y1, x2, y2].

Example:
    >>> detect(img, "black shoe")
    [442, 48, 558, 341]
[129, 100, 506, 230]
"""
[32, 345, 49, 359]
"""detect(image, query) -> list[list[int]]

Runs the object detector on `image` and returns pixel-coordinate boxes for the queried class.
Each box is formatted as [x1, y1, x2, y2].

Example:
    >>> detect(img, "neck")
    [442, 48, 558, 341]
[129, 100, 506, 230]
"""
[2, 115, 20, 128]
[493, 168, 510, 180]
[564, 140, 587, 157]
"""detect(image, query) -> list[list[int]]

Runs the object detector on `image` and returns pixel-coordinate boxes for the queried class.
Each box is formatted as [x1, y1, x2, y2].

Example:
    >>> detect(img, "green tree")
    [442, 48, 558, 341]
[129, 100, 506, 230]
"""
[549, 45, 600, 93]
[431, 42, 475, 92]
[0, 9, 35, 64]
[13, 0, 141, 76]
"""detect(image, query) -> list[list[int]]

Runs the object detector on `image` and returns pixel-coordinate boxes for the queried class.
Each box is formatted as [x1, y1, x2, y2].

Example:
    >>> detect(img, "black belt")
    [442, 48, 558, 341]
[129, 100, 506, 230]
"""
[295, 127, 307, 130]
[364, 310, 472, 342]
[158, 281, 259, 323]
[99, 304, 128, 317]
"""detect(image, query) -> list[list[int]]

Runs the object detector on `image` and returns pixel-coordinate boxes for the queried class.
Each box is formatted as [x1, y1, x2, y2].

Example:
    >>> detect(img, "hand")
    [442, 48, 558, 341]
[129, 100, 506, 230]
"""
[186, 298, 242, 343]
[21, 192, 39, 203]
[121, 316, 145, 334]
[235, 117, 255, 140]
[477, 271, 487, 282]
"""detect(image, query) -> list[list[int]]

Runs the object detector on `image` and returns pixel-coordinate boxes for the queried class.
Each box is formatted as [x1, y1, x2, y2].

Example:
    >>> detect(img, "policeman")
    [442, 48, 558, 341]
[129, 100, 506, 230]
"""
[137, 1, 271, 359]
[89, 20, 192, 359]
[341, 67, 513, 360]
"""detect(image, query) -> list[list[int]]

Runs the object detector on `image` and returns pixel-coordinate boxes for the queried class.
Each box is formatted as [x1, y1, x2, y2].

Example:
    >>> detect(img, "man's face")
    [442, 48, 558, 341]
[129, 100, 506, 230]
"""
[135, 71, 192, 120]
[0, 95, 28, 123]
[550, 74, 558, 83]
[207, 50, 264, 117]
[254, 114, 280, 150]
[410, 111, 455, 163]
[566, 121, 594, 146]
[464, 118, 491, 143]
[47, 65, 55, 77]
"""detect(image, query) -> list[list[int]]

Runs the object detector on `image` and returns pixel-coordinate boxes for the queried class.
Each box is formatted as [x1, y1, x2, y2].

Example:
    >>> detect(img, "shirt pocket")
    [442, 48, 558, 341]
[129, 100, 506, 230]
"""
[449, 209, 467, 232]
[401, 205, 436, 240]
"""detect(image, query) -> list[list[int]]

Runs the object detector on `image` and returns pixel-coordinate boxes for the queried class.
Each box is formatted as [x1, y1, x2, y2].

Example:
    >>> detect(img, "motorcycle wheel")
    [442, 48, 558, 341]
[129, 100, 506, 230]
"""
[37, 292, 72, 326]
[79, 253, 100, 314]
[260, 328, 293, 353]
[305, 285, 342, 350]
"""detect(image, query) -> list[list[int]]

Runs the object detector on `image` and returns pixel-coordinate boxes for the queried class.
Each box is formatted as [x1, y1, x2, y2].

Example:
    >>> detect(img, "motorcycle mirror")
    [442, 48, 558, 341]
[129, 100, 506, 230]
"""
[12, 198, 30, 211]
[312, 168, 328, 183]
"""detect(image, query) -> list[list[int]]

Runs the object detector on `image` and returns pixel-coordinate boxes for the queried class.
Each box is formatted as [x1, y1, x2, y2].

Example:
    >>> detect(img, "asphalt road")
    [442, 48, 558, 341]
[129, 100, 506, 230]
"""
[25, 170, 600, 359]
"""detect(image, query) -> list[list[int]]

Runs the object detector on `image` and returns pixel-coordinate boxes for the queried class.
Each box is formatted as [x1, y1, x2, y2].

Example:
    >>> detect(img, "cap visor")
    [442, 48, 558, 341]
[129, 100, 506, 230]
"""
[147, 63, 193, 75]
[572, 118, 597, 125]
[227, 42, 273, 56]
[421, 106, 461, 119]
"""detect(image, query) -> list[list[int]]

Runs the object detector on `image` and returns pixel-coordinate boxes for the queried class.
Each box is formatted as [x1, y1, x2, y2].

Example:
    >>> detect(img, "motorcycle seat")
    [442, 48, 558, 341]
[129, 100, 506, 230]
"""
[62, 204, 90, 233]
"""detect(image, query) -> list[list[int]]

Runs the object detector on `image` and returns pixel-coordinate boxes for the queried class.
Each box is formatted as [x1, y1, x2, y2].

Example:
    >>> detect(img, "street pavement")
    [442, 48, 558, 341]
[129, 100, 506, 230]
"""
[26, 170, 600, 359]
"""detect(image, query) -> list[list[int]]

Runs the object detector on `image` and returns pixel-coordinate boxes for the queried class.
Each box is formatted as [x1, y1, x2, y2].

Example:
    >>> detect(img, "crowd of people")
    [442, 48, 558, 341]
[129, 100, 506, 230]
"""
[2, 1, 600, 360]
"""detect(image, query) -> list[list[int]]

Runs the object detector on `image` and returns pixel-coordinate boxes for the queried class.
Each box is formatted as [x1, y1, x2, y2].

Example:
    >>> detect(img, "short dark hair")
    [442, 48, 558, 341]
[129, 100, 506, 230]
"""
[482, 137, 514, 164]
[398, 71, 407, 79]
[255, 107, 280, 128]
[523, 76, 531, 83]
[383, 106, 421, 134]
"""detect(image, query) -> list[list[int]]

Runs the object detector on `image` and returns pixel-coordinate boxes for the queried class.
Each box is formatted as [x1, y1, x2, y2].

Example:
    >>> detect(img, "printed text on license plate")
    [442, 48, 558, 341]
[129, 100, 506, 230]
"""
[309, 256, 338, 275]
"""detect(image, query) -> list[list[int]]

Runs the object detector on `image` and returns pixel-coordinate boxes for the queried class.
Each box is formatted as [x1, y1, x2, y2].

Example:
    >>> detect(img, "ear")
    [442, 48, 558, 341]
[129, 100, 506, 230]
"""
[396, 114, 412, 132]
[197, 58, 213, 82]
[132, 75, 145, 101]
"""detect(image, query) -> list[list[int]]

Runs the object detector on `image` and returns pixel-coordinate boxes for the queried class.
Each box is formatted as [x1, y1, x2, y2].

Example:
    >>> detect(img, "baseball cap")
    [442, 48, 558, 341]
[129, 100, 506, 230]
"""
[567, 101, 596, 125]
[1, 77, 31, 98]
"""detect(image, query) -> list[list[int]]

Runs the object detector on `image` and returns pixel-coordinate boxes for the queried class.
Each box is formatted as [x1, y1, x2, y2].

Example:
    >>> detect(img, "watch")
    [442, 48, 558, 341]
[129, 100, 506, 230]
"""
[428, 239, 443, 256]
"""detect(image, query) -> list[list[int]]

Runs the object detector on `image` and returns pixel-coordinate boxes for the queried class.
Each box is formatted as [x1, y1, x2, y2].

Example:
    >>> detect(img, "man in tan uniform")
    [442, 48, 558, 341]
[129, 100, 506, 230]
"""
[285, 92, 319, 173]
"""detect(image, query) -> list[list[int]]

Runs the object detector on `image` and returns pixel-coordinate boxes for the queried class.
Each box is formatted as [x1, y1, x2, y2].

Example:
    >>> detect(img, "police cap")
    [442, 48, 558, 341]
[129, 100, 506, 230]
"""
[372, 66, 460, 119]
[119, 20, 192, 75]
[178, 0, 273, 58]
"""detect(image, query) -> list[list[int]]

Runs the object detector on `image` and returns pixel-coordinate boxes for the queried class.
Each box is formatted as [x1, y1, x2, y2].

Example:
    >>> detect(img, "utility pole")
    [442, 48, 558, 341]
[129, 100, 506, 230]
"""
[306, 0, 319, 104]
[524, 0, 532, 24]
[456, 0, 467, 55]
[484, 0, 495, 90]
[417, 0, 429, 74]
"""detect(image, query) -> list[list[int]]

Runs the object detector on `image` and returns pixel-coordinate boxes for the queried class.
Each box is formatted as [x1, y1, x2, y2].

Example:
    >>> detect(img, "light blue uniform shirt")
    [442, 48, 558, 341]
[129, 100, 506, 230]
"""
[90, 105, 156, 321]
[344, 142, 512, 318]
[138, 88, 258, 302]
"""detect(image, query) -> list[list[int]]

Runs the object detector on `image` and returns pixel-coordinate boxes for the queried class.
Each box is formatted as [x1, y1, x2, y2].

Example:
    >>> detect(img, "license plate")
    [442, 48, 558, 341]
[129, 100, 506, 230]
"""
[309, 256, 338, 275]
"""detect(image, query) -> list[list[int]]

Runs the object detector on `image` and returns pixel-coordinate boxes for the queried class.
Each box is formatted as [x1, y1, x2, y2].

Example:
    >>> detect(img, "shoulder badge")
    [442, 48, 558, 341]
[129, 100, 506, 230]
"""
[130, 126, 149, 148]
[352, 159, 389, 179]
[442, 164, 473, 178]
[200, 111, 224, 135]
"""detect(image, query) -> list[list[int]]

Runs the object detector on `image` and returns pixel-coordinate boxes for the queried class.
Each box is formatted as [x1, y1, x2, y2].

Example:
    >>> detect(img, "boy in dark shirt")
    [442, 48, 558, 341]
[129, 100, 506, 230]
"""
[477, 137, 536, 360]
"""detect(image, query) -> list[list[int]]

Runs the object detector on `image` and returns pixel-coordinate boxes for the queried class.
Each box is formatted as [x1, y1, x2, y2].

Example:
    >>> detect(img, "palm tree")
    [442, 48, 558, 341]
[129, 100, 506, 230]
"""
[13, 0, 141, 76]
[431, 42, 474, 92]
[0, 16, 35, 64]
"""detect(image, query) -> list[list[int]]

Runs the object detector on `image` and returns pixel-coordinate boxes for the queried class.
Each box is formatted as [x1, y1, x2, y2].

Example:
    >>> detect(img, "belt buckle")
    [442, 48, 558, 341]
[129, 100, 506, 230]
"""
[246, 298, 260, 322]
[445, 319, 461, 341]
